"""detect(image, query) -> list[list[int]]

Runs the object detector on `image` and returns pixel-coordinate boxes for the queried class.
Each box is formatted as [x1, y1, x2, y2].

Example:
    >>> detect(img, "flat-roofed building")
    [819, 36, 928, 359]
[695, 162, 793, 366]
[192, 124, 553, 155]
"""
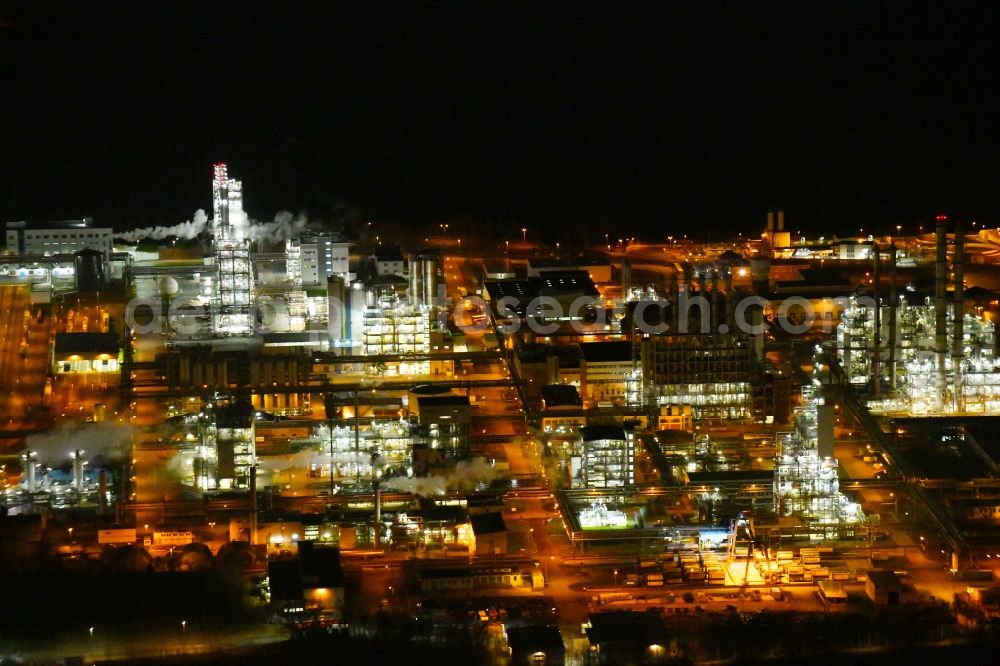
[578, 341, 635, 406]
[580, 425, 634, 488]
[6, 218, 113, 258]
[53, 332, 120, 373]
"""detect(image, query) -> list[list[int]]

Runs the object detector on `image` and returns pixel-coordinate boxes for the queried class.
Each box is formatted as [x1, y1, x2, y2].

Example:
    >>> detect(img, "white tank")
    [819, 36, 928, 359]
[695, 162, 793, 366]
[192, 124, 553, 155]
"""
[158, 276, 180, 297]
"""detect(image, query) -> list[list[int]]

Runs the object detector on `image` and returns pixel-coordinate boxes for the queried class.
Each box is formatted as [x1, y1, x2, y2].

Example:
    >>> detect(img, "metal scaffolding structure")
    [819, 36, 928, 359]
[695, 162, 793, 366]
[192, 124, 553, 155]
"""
[315, 419, 414, 481]
[363, 295, 432, 374]
[212, 163, 256, 336]
[837, 295, 1000, 414]
[189, 402, 257, 491]
[774, 386, 865, 537]
[641, 333, 755, 420]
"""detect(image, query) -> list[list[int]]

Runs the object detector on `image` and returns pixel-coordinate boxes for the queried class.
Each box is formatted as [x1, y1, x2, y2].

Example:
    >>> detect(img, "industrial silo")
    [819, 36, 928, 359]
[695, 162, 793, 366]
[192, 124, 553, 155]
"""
[74, 248, 106, 291]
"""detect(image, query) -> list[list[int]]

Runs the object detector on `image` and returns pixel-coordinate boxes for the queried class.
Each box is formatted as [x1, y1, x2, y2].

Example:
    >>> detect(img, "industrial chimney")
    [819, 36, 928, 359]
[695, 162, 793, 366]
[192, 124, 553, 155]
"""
[669, 271, 680, 332]
[888, 244, 898, 391]
[72, 449, 86, 493]
[249, 464, 258, 546]
[23, 451, 38, 493]
[423, 256, 438, 306]
[409, 253, 424, 307]
[711, 269, 722, 333]
[935, 216, 949, 405]
[953, 221, 965, 412]
[872, 244, 881, 397]
[98, 469, 108, 514]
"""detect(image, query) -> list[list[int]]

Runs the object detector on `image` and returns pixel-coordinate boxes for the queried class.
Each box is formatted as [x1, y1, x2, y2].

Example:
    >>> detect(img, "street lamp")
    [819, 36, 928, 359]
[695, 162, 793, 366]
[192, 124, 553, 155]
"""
[181, 620, 187, 632]
[613, 569, 619, 586]
[521, 228, 527, 243]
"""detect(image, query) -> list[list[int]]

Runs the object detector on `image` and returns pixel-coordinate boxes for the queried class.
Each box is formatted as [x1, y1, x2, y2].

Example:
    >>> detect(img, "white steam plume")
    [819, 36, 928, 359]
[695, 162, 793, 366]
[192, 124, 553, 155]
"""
[114, 209, 209, 242]
[114, 209, 327, 245]
[381, 457, 502, 497]
[24, 421, 135, 466]
[248, 210, 313, 243]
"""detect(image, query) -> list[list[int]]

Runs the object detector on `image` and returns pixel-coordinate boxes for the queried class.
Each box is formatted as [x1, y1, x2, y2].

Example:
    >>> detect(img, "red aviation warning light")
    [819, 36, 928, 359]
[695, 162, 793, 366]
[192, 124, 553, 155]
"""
[213, 163, 228, 183]
[935, 214, 948, 222]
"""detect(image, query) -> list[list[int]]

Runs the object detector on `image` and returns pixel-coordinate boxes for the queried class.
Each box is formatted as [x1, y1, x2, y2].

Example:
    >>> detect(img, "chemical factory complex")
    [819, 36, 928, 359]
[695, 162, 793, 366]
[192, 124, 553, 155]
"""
[5, 166, 1000, 663]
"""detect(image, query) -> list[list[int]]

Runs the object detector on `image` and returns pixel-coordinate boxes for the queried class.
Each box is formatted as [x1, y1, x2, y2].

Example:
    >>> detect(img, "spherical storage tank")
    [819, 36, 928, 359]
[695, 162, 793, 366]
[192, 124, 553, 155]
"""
[74, 248, 106, 292]
[158, 275, 180, 297]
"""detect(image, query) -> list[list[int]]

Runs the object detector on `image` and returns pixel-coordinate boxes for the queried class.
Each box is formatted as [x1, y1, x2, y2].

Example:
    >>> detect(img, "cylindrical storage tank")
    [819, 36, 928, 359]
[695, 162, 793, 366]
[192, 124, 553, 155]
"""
[327, 275, 346, 345]
[365, 288, 376, 308]
[73, 450, 85, 492]
[410, 254, 424, 306]
[74, 248, 106, 292]
[93, 402, 106, 422]
[423, 257, 437, 306]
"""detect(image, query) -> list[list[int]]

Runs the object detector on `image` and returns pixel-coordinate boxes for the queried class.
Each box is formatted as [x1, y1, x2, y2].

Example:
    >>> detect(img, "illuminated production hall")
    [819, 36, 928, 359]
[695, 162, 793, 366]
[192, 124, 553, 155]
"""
[773, 386, 866, 537]
[835, 219, 1000, 415]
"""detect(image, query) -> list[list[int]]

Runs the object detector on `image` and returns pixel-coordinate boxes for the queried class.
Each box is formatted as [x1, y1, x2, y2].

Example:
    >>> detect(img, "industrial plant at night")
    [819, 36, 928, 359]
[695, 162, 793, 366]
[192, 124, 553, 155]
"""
[4, 2, 1000, 665]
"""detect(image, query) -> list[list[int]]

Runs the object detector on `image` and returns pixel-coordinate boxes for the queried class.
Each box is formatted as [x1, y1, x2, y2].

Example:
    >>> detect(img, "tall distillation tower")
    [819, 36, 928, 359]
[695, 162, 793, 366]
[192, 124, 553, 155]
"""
[212, 163, 255, 335]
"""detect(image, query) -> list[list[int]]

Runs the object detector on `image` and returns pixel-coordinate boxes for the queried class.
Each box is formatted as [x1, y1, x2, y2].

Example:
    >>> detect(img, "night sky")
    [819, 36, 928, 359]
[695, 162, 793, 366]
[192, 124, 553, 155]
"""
[2, 1, 1000, 241]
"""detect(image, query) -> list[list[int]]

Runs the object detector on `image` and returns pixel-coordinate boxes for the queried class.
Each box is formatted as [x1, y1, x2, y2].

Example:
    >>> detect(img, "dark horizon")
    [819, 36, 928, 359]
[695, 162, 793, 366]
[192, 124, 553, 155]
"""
[2, 1, 1000, 242]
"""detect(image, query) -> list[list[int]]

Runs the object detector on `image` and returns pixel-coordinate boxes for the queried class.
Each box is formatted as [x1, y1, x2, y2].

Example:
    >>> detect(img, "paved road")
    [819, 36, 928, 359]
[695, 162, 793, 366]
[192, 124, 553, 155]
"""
[0, 285, 51, 444]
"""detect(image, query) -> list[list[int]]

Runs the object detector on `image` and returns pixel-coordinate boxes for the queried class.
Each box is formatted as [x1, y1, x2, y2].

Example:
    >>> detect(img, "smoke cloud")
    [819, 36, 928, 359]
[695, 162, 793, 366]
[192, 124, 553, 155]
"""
[24, 421, 134, 466]
[114, 209, 209, 242]
[248, 210, 313, 243]
[381, 457, 503, 497]
[114, 209, 331, 245]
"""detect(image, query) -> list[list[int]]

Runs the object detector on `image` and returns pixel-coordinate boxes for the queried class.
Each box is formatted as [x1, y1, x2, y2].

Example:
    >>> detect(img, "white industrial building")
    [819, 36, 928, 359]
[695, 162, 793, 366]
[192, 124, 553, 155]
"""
[287, 235, 350, 286]
[5, 218, 113, 258]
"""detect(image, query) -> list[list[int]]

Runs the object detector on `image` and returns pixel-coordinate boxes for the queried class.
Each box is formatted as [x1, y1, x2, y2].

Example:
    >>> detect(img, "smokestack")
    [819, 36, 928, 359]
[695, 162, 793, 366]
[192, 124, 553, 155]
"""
[327, 275, 346, 346]
[777, 209, 785, 232]
[73, 449, 86, 492]
[723, 268, 735, 331]
[953, 221, 965, 412]
[766, 210, 775, 232]
[249, 465, 258, 546]
[750, 305, 764, 361]
[621, 256, 631, 297]
[98, 469, 108, 514]
[423, 257, 437, 306]
[711, 270, 721, 333]
[409, 254, 423, 307]
[935, 216, 949, 405]
[24, 451, 37, 493]
[872, 244, 881, 397]
[888, 243, 898, 391]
